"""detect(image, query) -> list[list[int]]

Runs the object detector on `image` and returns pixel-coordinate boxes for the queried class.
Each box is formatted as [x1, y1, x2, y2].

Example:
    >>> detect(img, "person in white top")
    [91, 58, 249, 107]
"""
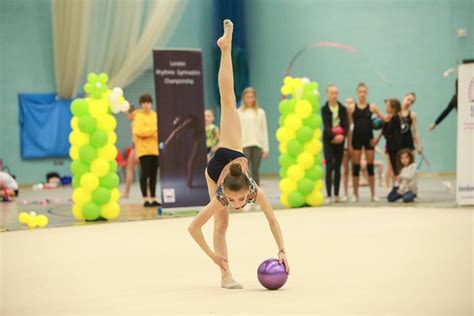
[237, 87, 269, 185]
[0, 171, 19, 201]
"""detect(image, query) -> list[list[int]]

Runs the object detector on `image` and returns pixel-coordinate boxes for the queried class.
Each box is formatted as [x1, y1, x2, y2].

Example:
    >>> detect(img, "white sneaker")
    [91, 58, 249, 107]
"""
[372, 196, 381, 202]
[339, 196, 348, 202]
[350, 196, 359, 203]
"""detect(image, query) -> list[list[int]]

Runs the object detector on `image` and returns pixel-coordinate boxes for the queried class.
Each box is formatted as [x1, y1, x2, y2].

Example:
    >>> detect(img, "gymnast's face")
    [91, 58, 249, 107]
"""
[243, 92, 256, 107]
[326, 86, 338, 103]
[403, 94, 415, 107]
[357, 86, 368, 102]
[204, 110, 214, 125]
[140, 101, 152, 112]
[225, 188, 250, 210]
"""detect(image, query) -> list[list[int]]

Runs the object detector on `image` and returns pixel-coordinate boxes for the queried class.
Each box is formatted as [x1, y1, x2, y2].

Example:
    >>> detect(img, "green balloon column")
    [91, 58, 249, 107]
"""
[69, 73, 130, 221]
[276, 76, 325, 208]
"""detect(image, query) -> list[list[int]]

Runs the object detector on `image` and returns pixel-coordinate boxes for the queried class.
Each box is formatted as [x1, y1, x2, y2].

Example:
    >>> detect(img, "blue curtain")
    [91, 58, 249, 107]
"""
[18, 94, 72, 159]
[213, 0, 249, 103]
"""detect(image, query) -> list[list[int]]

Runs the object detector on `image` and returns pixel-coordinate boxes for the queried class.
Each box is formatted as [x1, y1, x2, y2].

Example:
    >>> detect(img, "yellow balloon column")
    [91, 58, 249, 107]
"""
[69, 73, 129, 221]
[276, 77, 324, 208]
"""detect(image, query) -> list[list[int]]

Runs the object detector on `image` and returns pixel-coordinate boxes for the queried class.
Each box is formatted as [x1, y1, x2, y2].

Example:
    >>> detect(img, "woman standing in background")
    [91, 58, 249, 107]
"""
[237, 87, 269, 186]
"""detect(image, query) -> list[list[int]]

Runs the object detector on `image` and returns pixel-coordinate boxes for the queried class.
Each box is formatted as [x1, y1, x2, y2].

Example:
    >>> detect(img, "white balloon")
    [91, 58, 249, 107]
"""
[112, 87, 123, 96]
[302, 77, 310, 83]
[111, 105, 120, 114]
[122, 101, 130, 112]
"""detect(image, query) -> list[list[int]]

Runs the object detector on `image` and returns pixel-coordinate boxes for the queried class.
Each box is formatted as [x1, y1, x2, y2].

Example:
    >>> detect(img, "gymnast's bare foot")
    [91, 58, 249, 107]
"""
[217, 19, 233, 50]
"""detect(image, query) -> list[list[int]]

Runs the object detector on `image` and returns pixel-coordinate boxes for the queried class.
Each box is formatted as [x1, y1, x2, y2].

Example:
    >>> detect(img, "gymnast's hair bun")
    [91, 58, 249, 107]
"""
[229, 163, 243, 177]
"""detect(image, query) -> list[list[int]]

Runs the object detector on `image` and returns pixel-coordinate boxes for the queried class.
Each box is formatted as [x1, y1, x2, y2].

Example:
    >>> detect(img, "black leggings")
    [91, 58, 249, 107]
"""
[323, 142, 344, 197]
[387, 150, 399, 176]
[139, 155, 159, 198]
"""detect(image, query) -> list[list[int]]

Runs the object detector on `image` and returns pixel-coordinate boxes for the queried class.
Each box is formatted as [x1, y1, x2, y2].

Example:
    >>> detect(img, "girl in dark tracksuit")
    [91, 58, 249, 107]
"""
[322, 84, 349, 202]
[373, 98, 402, 176]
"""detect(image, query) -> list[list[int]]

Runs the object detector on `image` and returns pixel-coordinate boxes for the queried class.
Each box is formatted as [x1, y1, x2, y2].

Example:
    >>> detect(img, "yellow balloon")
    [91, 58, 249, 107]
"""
[279, 143, 287, 154]
[73, 188, 92, 205]
[287, 165, 305, 182]
[36, 215, 48, 228]
[283, 76, 293, 86]
[306, 190, 324, 206]
[293, 78, 303, 90]
[89, 99, 108, 118]
[69, 131, 89, 146]
[313, 129, 322, 140]
[281, 85, 292, 96]
[91, 158, 110, 177]
[117, 96, 125, 104]
[97, 115, 117, 132]
[297, 152, 315, 169]
[279, 178, 297, 194]
[80, 173, 99, 192]
[107, 132, 117, 145]
[304, 140, 322, 155]
[110, 188, 120, 202]
[26, 217, 38, 229]
[100, 201, 120, 220]
[97, 145, 118, 161]
[280, 194, 290, 208]
[72, 204, 84, 220]
[315, 179, 323, 191]
[18, 212, 30, 224]
[70, 117, 79, 130]
[284, 114, 302, 130]
[295, 100, 312, 118]
[69, 146, 79, 160]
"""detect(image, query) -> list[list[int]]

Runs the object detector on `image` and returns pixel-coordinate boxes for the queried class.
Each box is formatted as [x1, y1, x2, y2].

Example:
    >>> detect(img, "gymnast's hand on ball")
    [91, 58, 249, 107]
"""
[278, 251, 290, 274]
[211, 252, 228, 271]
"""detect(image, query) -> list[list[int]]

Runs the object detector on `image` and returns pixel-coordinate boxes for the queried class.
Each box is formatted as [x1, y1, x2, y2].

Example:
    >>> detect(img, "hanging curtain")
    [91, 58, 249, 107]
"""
[51, 0, 91, 99]
[51, 0, 187, 97]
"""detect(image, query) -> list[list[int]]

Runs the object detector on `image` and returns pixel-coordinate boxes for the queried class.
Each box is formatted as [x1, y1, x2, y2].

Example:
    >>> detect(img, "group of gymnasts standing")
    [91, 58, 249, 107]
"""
[322, 82, 421, 203]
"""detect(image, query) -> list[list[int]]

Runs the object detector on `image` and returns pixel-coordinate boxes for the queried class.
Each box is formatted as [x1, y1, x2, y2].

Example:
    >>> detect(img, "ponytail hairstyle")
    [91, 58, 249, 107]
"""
[223, 163, 250, 192]
[385, 98, 402, 115]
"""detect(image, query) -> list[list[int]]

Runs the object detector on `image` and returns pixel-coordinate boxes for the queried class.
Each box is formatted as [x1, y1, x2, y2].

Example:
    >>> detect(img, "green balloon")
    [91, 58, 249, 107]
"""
[288, 191, 305, 208]
[312, 102, 320, 113]
[303, 115, 319, 129]
[109, 160, 118, 173]
[98, 73, 109, 84]
[278, 99, 296, 115]
[306, 165, 324, 180]
[79, 145, 97, 163]
[71, 99, 89, 117]
[100, 172, 119, 189]
[70, 160, 90, 177]
[82, 202, 101, 221]
[279, 115, 287, 126]
[84, 83, 93, 94]
[298, 178, 315, 195]
[314, 115, 322, 128]
[92, 187, 111, 205]
[90, 130, 108, 148]
[279, 168, 287, 178]
[87, 73, 98, 82]
[296, 126, 313, 143]
[314, 154, 323, 165]
[92, 90, 102, 99]
[286, 139, 304, 156]
[72, 176, 81, 188]
[78, 116, 97, 134]
[278, 154, 296, 168]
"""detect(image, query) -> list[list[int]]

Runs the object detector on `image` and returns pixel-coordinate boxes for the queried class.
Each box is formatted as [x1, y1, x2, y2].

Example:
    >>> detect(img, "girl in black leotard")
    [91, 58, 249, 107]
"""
[321, 84, 349, 203]
[373, 98, 402, 176]
[347, 82, 385, 202]
[400, 92, 423, 155]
